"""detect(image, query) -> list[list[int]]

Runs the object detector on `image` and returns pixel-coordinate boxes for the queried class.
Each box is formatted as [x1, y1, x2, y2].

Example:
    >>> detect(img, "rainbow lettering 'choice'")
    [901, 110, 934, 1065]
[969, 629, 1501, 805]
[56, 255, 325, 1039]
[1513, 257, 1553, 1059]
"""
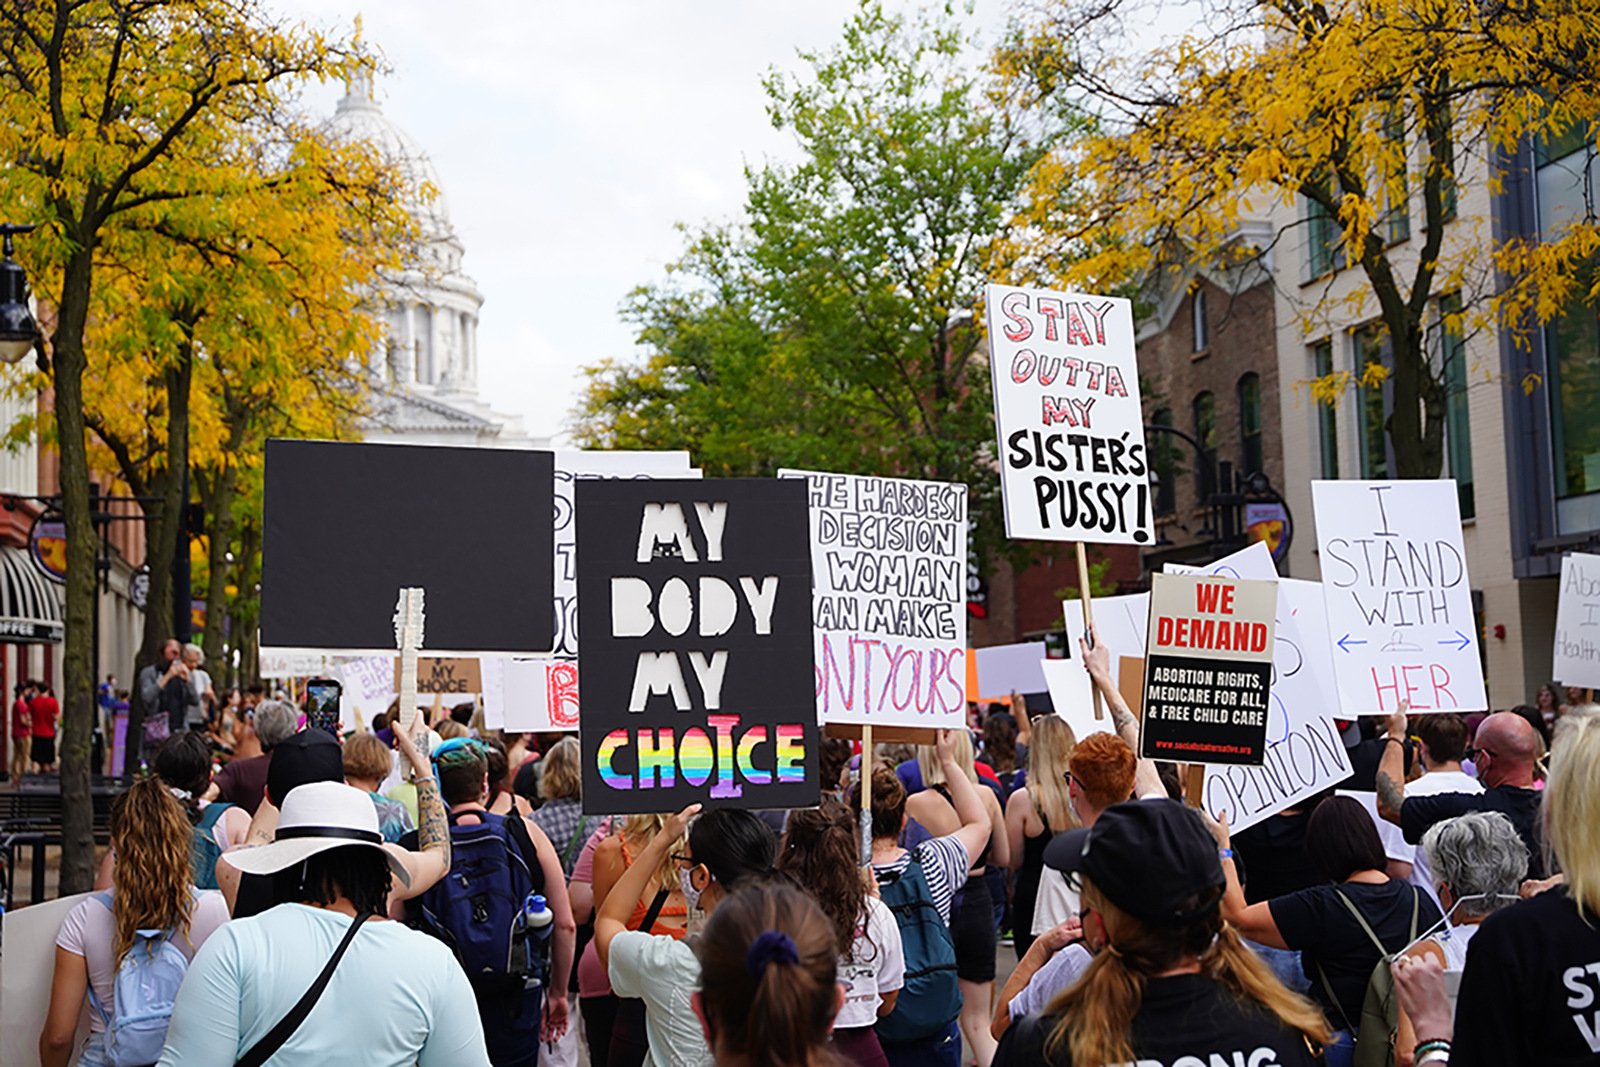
[598, 713, 809, 799]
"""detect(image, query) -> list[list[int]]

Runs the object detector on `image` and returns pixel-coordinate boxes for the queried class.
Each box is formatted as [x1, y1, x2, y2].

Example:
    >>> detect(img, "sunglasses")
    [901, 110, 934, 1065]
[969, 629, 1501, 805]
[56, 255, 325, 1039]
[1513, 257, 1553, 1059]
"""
[1062, 771, 1077, 789]
[670, 852, 699, 869]
[1465, 746, 1497, 763]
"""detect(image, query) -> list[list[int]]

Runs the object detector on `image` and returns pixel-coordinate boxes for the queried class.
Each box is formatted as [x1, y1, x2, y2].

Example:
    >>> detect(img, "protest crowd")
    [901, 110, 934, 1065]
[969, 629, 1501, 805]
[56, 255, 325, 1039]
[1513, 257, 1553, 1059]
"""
[7, 294, 1597, 1067]
[12, 621, 1597, 1067]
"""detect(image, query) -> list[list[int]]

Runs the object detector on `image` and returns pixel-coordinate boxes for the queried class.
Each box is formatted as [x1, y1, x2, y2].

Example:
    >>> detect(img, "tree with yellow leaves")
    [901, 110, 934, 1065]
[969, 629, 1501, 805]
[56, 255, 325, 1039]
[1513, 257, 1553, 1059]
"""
[1000, 0, 1600, 478]
[0, 1, 408, 890]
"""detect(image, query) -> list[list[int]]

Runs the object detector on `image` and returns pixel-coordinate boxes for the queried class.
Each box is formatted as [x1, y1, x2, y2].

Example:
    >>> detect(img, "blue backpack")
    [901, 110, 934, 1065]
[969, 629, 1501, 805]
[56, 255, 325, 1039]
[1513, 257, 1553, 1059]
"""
[189, 803, 230, 890]
[420, 811, 545, 983]
[874, 847, 961, 1044]
[87, 892, 189, 1067]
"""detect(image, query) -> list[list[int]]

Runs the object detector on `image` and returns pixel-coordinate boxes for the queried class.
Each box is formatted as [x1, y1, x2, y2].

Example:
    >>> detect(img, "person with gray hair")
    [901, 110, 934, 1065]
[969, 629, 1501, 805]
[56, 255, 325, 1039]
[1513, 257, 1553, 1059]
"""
[182, 642, 217, 727]
[1389, 812, 1528, 1061]
[1419, 811, 1528, 969]
[205, 699, 299, 816]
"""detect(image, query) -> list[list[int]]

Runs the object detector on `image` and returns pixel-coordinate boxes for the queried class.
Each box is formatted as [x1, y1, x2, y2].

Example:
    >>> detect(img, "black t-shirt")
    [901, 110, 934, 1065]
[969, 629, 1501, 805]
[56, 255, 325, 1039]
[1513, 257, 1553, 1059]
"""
[1233, 810, 1318, 904]
[1454, 887, 1600, 1066]
[993, 973, 1321, 1067]
[1399, 785, 1544, 879]
[1269, 879, 1442, 1026]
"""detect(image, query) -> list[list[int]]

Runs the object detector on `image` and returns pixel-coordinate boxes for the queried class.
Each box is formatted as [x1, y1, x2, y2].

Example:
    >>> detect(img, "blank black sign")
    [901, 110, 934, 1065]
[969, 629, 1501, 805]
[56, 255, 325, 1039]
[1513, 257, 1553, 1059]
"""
[260, 439, 554, 652]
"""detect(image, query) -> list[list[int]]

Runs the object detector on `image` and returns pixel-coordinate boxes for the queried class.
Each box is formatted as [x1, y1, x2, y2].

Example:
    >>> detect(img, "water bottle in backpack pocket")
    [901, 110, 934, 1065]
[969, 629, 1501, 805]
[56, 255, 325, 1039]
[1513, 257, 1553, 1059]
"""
[87, 892, 189, 1067]
[419, 811, 545, 982]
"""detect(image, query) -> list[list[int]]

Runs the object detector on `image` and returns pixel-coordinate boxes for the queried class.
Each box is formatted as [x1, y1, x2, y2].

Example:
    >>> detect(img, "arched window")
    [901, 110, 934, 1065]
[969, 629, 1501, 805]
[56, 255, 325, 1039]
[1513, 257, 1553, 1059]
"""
[1193, 391, 1217, 499]
[1238, 373, 1263, 474]
[1151, 407, 1176, 516]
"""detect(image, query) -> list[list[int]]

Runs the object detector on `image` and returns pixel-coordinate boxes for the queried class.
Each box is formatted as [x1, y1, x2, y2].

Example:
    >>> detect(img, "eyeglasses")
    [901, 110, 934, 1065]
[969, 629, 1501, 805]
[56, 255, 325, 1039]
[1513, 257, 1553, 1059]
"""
[670, 852, 698, 869]
[1062, 771, 1077, 789]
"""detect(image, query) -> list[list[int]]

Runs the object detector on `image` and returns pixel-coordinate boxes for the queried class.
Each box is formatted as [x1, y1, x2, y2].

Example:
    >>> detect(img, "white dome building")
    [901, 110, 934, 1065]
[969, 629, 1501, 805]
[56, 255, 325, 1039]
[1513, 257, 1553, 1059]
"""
[327, 70, 545, 449]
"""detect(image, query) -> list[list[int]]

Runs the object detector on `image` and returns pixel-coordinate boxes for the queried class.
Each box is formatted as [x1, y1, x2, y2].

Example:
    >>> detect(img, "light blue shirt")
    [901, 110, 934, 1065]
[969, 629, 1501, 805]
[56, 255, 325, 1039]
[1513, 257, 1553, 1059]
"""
[1007, 943, 1094, 1021]
[158, 903, 489, 1067]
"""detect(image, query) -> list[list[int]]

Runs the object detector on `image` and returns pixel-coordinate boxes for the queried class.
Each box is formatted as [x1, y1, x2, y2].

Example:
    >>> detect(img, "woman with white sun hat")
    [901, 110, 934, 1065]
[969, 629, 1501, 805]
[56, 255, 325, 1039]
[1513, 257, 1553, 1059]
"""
[158, 780, 490, 1066]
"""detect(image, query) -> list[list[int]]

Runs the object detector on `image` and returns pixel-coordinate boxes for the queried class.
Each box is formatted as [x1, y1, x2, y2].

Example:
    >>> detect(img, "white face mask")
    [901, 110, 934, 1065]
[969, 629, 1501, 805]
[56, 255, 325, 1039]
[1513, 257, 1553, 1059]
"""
[679, 866, 704, 912]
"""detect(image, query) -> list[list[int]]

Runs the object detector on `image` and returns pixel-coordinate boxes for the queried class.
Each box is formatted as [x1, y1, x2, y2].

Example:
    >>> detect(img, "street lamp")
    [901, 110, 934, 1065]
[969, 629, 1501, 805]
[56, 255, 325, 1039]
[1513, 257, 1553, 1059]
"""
[0, 224, 41, 364]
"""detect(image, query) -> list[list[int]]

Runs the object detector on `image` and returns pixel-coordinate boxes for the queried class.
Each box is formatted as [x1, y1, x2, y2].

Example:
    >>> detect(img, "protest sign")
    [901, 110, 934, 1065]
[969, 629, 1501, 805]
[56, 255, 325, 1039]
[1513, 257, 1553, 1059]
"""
[259, 649, 328, 678]
[2, 892, 94, 1067]
[985, 282, 1151, 545]
[780, 470, 967, 730]
[576, 478, 818, 812]
[553, 451, 696, 657]
[393, 657, 482, 695]
[1141, 572, 1276, 765]
[974, 641, 1050, 699]
[260, 439, 554, 653]
[337, 654, 394, 730]
[1554, 552, 1600, 688]
[1041, 657, 1099, 741]
[482, 657, 581, 733]
[1312, 479, 1487, 715]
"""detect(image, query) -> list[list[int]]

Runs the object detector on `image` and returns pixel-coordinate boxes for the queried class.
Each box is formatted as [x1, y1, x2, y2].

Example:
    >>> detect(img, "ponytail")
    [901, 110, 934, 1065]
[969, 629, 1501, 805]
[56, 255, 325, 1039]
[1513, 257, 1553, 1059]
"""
[698, 883, 844, 1067]
[778, 799, 872, 962]
[1046, 881, 1329, 1064]
[110, 777, 196, 965]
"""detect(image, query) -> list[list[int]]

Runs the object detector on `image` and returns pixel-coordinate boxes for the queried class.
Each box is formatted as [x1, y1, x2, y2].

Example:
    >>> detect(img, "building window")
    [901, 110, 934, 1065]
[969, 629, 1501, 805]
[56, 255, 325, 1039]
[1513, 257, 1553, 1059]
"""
[1354, 323, 1392, 479]
[1536, 126, 1600, 533]
[1238, 373, 1263, 475]
[1151, 406, 1177, 516]
[1192, 288, 1209, 352]
[1193, 391, 1217, 499]
[1313, 341, 1340, 478]
[1306, 182, 1340, 278]
[1384, 103, 1411, 244]
[1440, 294, 1475, 518]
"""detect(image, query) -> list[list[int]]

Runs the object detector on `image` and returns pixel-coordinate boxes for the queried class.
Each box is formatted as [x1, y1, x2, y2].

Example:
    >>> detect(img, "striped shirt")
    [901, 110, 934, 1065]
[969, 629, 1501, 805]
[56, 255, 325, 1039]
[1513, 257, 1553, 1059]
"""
[872, 834, 969, 923]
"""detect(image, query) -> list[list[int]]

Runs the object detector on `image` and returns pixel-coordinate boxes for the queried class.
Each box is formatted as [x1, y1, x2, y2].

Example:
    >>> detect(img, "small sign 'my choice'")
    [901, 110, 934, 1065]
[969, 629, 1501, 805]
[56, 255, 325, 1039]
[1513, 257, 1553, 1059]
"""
[393, 657, 482, 695]
[1141, 572, 1277, 765]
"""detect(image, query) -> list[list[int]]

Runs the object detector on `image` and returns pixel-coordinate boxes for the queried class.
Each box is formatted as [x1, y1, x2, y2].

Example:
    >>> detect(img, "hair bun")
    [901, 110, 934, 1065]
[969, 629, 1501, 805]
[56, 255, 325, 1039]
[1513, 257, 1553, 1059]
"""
[745, 929, 800, 978]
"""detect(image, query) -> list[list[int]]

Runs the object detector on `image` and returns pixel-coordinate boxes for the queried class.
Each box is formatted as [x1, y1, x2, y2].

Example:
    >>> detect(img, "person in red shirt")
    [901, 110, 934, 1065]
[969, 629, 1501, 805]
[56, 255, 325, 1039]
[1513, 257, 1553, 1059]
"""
[29, 682, 59, 773]
[9, 680, 33, 781]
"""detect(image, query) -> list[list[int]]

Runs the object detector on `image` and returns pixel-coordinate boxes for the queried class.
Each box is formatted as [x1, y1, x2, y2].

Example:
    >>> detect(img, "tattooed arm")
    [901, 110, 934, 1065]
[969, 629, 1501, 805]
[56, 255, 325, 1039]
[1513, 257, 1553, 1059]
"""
[388, 726, 450, 905]
[1376, 702, 1410, 825]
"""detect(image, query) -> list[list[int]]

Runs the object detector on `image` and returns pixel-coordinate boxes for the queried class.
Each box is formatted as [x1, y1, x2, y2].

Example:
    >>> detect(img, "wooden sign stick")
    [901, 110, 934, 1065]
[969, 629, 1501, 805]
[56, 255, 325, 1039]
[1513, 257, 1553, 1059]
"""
[859, 722, 874, 867]
[1075, 542, 1106, 720]
[1184, 764, 1206, 809]
[392, 587, 427, 780]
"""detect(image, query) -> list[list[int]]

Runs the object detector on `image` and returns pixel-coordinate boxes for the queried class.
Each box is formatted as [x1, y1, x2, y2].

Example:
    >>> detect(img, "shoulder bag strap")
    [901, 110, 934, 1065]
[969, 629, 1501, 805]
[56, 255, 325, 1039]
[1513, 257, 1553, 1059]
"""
[234, 911, 373, 1067]
[636, 888, 670, 934]
[1408, 886, 1420, 942]
[1330, 886, 1389, 955]
[1313, 959, 1358, 1035]
[562, 814, 591, 870]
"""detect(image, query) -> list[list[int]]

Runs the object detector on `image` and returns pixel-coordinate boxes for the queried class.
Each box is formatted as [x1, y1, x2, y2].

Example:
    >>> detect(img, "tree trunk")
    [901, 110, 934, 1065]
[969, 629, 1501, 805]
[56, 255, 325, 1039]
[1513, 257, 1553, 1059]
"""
[199, 464, 235, 683]
[1389, 325, 1447, 478]
[125, 333, 193, 771]
[233, 516, 262, 685]
[53, 244, 98, 894]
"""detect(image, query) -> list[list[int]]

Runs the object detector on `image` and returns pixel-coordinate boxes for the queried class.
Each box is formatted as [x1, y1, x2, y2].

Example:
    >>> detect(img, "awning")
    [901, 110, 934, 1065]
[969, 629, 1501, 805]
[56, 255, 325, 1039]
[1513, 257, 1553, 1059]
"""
[0, 545, 64, 644]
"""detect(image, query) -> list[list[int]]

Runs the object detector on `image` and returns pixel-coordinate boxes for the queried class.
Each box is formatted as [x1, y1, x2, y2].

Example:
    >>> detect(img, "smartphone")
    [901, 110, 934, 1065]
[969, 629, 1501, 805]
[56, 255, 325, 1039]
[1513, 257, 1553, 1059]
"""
[305, 678, 343, 738]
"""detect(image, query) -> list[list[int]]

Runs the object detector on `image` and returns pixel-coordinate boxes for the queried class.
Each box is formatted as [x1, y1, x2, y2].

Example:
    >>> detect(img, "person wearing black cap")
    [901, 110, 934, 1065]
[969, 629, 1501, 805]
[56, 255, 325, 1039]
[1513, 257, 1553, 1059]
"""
[993, 800, 1328, 1067]
[217, 724, 453, 919]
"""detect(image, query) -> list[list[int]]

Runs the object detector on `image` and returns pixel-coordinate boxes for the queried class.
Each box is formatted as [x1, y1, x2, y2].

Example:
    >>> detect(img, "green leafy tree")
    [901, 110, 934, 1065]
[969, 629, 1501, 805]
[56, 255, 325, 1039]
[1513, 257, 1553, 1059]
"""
[573, 0, 1063, 563]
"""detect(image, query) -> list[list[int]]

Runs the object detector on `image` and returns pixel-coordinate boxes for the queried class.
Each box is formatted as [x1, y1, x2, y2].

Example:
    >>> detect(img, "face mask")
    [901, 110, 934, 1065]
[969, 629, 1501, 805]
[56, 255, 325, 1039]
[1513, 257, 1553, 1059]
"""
[679, 866, 704, 912]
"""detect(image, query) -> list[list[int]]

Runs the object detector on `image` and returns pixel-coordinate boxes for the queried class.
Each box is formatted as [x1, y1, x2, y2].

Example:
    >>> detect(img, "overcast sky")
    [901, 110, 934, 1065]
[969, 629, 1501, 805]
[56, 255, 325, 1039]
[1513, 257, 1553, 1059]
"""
[269, 1, 1022, 443]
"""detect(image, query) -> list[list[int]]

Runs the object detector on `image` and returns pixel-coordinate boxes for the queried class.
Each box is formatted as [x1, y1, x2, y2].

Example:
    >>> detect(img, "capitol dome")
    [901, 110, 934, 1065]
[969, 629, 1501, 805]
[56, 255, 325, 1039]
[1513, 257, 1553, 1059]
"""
[325, 68, 462, 271]
[322, 68, 542, 449]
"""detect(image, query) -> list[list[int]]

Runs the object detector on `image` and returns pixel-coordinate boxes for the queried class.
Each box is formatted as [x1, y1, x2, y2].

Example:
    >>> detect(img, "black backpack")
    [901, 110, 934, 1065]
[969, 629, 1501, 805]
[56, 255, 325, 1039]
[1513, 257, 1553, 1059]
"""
[420, 811, 547, 984]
